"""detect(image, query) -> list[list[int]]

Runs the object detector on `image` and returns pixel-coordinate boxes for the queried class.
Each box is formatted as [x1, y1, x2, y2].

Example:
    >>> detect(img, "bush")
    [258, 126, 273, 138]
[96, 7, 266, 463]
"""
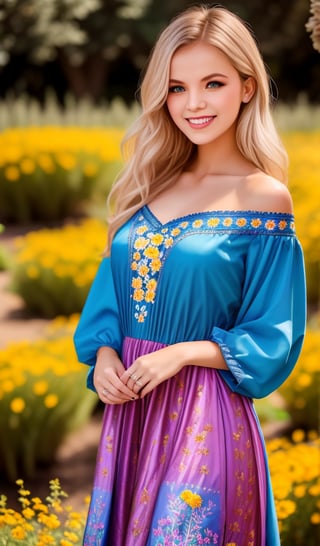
[11, 218, 106, 317]
[0, 478, 87, 545]
[284, 131, 320, 306]
[279, 327, 320, 431]
[0, 127, 123, 223]
[267, 431, 320, 546]
[0, 316, 96, 480]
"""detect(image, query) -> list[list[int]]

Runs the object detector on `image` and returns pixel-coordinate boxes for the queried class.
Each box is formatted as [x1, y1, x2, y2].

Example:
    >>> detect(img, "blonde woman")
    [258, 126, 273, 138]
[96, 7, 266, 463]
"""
[74, 5, 306, 545]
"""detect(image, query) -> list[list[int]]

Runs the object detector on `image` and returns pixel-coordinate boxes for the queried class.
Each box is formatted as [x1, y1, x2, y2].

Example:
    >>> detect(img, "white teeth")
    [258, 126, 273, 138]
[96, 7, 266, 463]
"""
[188, 117, 213, 125]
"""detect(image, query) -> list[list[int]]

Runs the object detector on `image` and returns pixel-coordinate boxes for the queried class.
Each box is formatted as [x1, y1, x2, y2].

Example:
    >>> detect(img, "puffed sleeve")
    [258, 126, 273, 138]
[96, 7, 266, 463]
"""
[211, 234, 306, 399]
[73, 257, 123, 391]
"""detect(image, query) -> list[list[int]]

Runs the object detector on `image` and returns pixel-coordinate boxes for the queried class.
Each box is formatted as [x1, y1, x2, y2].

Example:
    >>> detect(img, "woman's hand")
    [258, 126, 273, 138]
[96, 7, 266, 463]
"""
[94, 347, 138, 405]
[120, 344, 185, 398]
[120, 340, 227, 398]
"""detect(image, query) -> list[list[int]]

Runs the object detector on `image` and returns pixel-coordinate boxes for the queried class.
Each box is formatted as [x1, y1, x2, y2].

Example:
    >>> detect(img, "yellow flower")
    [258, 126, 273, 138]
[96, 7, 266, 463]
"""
[136, 225, 148, 235]
[33, 380, 49, 395]
[207, 218, 219, 227]
[223, 217, 233, 227]
[10, 397, 26, 414]
[251, 218, 262, 228]
[150, 258, 161, 272]
[278, 220, 287, 230]
[276, 499, 296, 519]
[171, 227, 181, 235]
[83, 162, 98, 177]
[22, 507, 36, 519]
[134, 237, 148, 250]
[292, 429, 305, 443]
[145, 290, 155, 303]
[151, 233, 164, 245]
[310, 512, 320, 524]
[5, 165, 20, 181]
[11, 525, 27, 540]
[138, 265, 149, 277]
[144, 246, 159, 259]
[236, 218, 247, 227]
[265, 220, 276, 230]
[44, 394, 59, 408]
[131, 277, 142, 289]
[20, 157, 36, 174]
[133, 289, 144, 302]
[180, 489, 202, 509]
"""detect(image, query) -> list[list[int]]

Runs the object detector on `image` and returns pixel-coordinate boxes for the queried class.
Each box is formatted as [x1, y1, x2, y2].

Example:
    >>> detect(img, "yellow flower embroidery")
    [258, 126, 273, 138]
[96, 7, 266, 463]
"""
[147, 279, 157, 290]
[236, 218, 247, 227]
[133, 251, 141, 261]
[136, 225, 148, 235]
[132, 277, 142, 289]
[279, 220, 287, 230]
[192, 219, 203, 228]
[144, 246, 159, 259]
[171, 227, 181, 236]
[151, 233, 164, 245]
[150, 259, 161, 272]
[139, 265, 149, 276]
[133, 289, 144, 302]
[180, 221, 189, 229]
[134, 237, 148, 249]
[145, 290, 155, 303]
[207, 217, 219, 227]
[165, 237, 174, 248]
[251, 218, 262, 228]
[180, 490, 202, 509]
[265, 220, 276, 230]
[223, 217, 233, 227]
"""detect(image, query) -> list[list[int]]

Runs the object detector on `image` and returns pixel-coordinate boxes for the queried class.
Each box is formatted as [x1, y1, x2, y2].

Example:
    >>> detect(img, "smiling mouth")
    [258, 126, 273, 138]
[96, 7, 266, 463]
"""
[187, 116, 216, 127]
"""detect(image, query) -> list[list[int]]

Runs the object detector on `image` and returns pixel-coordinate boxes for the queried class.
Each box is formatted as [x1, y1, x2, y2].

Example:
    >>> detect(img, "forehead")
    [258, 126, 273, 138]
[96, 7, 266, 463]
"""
[169, 41, 235, 78]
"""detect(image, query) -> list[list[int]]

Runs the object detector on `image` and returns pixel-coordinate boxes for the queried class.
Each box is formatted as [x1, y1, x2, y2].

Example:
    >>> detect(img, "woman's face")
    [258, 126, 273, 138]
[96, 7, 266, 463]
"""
[166, 41, 254, 147]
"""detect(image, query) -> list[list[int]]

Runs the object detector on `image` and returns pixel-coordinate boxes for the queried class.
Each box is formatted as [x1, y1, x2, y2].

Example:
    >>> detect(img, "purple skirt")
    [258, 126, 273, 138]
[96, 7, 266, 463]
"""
[83, 337, 267, 545]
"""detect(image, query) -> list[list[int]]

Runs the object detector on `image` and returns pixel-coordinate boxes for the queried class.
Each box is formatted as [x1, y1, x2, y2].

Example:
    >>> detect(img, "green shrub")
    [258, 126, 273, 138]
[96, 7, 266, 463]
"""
[267, 431, 320, 546]
[0, 127, 123, 223]
[0, 316, 96, 480]
[11, 218, 106, 317]
[0, 478, 87, 544]
[279, 327, 320, 431]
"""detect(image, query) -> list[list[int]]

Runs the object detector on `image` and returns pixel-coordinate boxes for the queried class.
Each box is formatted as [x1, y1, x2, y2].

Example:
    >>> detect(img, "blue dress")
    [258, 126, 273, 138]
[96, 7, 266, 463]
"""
[74, 207, 306, 546]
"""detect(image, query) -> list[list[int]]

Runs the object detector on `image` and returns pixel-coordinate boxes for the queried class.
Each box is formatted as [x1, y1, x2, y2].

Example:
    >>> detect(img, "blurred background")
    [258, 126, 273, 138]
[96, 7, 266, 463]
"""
[0, 1, 319, 545]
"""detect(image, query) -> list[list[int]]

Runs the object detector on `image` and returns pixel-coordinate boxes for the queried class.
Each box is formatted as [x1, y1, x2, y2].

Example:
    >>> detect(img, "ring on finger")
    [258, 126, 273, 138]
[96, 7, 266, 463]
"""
[135, 379, 143, 387]
[130, 373, 138, 381]
[102, 388, 109, 396]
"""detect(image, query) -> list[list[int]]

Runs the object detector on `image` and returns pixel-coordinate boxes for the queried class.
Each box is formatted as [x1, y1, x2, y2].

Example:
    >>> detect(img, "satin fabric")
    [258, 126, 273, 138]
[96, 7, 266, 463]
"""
[74, 207, 306, 546]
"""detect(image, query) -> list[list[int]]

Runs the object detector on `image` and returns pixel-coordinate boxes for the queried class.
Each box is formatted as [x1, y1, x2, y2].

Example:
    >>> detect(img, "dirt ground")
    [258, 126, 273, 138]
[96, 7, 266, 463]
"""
[0, 228, 101, 512]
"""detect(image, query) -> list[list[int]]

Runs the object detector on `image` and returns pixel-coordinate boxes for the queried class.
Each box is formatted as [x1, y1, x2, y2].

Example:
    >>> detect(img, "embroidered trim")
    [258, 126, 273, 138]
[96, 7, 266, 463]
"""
[129, 208, 295, 324]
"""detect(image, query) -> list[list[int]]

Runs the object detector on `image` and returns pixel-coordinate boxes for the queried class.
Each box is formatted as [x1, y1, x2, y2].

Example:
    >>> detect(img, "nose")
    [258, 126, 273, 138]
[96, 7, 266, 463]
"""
[186, 91, 207, 111]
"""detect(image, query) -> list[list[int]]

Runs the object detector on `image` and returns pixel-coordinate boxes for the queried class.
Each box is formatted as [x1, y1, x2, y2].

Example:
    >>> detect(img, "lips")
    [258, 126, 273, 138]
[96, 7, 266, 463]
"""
[186, 116, 216, 127]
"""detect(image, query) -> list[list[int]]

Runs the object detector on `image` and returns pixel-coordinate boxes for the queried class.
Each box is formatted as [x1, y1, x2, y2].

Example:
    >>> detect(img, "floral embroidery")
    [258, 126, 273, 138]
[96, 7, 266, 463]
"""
[152, 488, 218, 544]
[131, 208, 296, 323]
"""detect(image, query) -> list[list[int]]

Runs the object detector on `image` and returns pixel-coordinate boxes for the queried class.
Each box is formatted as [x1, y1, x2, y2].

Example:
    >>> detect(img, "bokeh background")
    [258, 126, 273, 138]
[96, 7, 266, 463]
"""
[0, 1, 319, 545]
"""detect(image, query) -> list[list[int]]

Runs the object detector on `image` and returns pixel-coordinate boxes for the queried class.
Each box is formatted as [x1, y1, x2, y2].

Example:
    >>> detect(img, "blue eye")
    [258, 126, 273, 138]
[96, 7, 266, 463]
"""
[168, 85, 185, 93]
[207, 81, 224, 89]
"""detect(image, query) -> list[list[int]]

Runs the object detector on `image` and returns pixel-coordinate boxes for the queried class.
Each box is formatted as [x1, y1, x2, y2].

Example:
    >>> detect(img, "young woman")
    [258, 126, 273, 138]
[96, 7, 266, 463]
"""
[74, 5, 306, 545]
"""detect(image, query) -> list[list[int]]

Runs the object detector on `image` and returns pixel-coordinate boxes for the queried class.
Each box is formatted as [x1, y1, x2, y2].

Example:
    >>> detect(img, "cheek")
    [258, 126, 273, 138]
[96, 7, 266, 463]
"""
[166, 97, 181, 122]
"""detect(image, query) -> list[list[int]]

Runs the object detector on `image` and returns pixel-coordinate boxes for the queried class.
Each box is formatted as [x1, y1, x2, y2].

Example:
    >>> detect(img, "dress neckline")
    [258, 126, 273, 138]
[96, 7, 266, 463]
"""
[143, 204, 294, 229]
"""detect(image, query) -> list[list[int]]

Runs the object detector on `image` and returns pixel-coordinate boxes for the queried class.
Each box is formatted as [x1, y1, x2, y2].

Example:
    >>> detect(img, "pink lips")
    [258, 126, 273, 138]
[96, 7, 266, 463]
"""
[187, 116, 216, 128]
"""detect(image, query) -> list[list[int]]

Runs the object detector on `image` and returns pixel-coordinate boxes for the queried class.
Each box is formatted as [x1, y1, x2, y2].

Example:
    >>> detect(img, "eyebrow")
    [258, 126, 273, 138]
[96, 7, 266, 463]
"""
[169, 73, 228, 83]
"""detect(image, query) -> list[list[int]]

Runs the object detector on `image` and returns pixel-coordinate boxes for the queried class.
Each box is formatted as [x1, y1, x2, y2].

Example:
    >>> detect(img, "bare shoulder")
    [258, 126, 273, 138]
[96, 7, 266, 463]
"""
[244, 173, 294, 214]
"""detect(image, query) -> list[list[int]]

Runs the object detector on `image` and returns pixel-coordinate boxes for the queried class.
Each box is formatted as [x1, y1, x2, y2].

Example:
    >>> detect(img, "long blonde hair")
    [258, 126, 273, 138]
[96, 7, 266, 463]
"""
[106, 4, 288, 252]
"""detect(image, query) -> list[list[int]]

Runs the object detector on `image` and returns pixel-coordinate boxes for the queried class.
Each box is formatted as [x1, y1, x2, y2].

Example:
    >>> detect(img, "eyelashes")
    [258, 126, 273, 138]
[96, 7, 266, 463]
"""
[168, 81, 225, 94]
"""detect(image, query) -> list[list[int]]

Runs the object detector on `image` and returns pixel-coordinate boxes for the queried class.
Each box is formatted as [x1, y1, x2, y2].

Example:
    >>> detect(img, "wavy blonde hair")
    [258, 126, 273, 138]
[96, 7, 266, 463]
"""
[106, 4, 288, 252]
